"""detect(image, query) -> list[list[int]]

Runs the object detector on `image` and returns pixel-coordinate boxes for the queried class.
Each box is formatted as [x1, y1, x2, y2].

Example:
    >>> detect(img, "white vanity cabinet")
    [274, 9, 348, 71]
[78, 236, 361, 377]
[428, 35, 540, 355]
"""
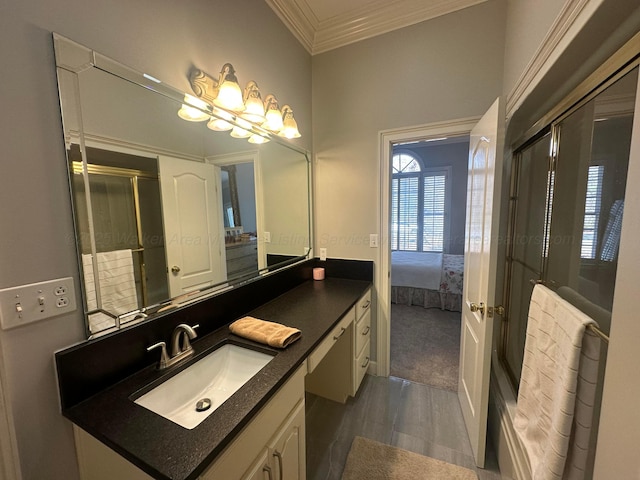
[73, 363, 306, 480]
[204, 401, 305, 480]
[305, 288, 372, 403]
[200, 363, 306, 480]
[351, 288, 371, 396]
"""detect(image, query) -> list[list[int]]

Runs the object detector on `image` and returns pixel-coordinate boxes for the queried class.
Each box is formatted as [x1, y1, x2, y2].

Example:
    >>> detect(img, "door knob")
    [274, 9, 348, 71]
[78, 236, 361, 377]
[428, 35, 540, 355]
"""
[470, 302, 485, 315]
[171, 265, 181, 274]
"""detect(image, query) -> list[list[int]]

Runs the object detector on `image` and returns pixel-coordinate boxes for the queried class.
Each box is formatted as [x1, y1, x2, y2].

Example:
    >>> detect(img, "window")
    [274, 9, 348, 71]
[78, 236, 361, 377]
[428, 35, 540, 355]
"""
[581, 165, 604, 259]
[391, 152, 450, 252]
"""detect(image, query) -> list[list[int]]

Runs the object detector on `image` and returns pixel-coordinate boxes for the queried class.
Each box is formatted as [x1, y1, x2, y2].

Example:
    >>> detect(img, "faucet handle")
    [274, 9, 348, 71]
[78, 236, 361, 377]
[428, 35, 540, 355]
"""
[147, 341, 169, 369]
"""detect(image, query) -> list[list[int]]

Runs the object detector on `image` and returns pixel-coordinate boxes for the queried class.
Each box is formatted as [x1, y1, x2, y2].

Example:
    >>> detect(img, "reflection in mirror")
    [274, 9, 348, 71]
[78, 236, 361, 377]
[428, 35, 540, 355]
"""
[54, 34, 311, 336]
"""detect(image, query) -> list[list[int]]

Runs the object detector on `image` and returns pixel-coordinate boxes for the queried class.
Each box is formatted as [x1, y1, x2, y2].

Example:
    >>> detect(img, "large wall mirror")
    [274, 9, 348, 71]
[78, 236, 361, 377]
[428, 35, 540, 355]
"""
[54, 34, 311, 337]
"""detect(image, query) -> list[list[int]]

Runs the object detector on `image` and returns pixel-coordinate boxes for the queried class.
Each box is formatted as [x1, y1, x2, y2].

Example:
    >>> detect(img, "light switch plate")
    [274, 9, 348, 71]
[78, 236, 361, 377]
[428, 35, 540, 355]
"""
[0, 277, 77, 330]
[369, 234, 379, 248]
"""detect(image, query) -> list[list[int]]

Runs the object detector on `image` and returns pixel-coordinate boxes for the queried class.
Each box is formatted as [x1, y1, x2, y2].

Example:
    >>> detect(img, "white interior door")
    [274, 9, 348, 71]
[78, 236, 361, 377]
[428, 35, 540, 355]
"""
[458, 98, 504, 467]
[159, 156, 227, 297]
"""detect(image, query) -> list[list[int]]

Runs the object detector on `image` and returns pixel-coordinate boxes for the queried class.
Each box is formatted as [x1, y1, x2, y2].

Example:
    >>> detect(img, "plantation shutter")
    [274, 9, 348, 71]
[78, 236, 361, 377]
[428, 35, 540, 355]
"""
[423, 174, 446, 252]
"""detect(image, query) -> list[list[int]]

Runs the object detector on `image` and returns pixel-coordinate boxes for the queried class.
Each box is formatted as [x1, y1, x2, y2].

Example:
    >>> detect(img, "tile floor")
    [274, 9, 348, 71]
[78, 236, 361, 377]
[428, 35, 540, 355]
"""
[306, 374, 502, 480]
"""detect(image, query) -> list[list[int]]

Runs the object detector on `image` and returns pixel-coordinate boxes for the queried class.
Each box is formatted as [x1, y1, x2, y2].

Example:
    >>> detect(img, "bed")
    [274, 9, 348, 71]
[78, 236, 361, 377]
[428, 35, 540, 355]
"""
[391, 251, 464, 311]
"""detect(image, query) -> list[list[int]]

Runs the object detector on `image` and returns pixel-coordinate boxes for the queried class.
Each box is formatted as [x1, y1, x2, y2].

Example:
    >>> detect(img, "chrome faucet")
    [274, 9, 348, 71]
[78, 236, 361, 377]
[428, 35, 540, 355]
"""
[147, 323, 199, 369]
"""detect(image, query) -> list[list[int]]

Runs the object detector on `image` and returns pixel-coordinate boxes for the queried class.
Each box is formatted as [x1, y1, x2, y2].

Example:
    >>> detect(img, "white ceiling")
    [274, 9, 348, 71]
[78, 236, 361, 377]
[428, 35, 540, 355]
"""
[265, 0, 488, 55]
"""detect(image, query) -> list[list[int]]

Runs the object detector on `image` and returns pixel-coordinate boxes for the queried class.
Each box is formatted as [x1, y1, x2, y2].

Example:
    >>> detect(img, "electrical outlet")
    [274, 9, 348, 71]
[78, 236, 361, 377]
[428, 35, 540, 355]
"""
[56, 297, 70, 308]
[54, 285, 68, 296]
[319, 248, 327, 261]
[0, 277, 76, 330]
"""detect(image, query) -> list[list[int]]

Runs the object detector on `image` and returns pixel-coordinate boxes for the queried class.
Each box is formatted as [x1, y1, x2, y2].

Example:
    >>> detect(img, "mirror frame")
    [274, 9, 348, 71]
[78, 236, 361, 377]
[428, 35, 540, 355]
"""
[53, 33, 312, 337]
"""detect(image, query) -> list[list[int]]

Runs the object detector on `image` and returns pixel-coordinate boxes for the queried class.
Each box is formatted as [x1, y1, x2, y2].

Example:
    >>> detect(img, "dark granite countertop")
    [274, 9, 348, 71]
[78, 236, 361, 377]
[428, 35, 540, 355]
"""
[62, 277, 371, 480]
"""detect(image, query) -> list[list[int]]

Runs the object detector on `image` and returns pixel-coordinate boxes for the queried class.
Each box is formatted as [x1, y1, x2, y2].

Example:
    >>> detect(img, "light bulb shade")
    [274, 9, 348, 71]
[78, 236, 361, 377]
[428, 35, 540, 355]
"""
[229, 118, 252, 138]
[279, 105, 301, 138]
[242, 81, 266, 123]
[213, 64, 245, 111]
[207, 108, 234, 131]
[263, 94, 283, 132]
[248, 134, 269, 144]
[177, 94, 210, 121]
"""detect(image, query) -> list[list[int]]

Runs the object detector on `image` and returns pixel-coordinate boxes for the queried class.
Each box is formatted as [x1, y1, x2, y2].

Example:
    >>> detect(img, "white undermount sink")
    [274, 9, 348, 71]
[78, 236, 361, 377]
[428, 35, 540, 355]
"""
[134, 343, 275, 429]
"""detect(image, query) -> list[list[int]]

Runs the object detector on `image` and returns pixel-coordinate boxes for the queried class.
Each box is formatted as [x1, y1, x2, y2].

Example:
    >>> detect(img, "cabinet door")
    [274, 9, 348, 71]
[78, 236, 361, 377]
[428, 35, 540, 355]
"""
[243, 449, 273, 480]
[269, 401, 306, 480]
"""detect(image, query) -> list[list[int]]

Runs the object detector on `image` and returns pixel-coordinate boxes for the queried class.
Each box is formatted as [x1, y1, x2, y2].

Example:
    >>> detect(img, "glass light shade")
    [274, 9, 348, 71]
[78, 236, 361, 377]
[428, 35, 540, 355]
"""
[279, 106, 301, 138]
[230, 118, 252, 138]
[248, 134, 269, 144]
[214, 80, 245, 111]
[280, 117, 301, 138]
[242, 96, 266, 123]
[264, 108, 283, 132]
[177, 94, 210, 122]
[207, 108, 234, 131]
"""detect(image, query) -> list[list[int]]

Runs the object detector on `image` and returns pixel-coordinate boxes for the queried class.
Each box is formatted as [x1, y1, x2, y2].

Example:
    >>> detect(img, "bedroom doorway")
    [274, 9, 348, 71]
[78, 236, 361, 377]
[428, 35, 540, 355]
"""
[374, 117, 479, 386]
[388, 136, 469, 391]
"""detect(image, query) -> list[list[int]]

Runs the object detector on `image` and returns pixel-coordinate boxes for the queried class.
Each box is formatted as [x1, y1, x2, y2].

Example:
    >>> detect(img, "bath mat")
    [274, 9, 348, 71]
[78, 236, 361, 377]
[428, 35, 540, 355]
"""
[341, 436, 478, 480]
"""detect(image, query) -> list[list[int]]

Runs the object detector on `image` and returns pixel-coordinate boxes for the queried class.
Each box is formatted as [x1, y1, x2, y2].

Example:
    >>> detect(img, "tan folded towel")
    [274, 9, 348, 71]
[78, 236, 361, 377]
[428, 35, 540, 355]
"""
[229, 316, 302, 348]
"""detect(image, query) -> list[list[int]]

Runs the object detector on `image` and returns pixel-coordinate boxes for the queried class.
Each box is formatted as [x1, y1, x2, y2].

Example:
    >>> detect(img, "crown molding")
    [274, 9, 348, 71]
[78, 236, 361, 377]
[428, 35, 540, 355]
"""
[267, 0, 488, 55]
[313, 0, 487, 54]
[505, 0, 600, 119]
[265, 0, 317, 54]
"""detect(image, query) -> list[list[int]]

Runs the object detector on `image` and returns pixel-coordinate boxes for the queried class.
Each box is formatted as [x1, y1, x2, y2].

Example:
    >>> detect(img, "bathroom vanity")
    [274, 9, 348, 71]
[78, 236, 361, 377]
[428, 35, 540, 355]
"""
[56, 259, 373, 480]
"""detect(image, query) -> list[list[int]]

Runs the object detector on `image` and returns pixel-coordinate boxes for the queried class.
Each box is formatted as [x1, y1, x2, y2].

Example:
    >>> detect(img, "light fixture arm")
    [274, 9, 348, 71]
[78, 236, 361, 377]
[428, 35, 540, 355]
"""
[189, 69, 220, 105]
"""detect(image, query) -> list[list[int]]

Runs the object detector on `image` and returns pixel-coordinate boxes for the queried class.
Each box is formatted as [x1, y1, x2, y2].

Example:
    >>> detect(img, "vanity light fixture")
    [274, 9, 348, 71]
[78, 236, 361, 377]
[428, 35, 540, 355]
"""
[280, 105, 301, 139]
[177, 94, 210, 122]
[184, 67, 301, 143]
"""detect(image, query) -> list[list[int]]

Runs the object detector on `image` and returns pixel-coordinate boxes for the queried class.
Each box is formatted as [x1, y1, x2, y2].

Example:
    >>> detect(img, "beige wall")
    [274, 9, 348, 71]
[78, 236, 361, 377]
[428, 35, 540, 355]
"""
[312, 0, 507, 359]
[0, 1, 310, 478]
[502, 0, 565, 97]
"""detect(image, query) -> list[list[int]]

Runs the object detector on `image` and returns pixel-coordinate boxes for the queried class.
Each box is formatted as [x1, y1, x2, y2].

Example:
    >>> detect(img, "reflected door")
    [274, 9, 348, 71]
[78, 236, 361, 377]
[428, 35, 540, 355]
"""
[459, 98, 504, 467]
[159, 156, 227, 296]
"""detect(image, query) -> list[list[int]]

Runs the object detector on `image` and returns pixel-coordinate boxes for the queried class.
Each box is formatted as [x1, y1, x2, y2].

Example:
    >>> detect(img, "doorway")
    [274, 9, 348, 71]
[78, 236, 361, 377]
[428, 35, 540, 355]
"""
[387, 137, 469, 391]
[376, 117, 478, 378]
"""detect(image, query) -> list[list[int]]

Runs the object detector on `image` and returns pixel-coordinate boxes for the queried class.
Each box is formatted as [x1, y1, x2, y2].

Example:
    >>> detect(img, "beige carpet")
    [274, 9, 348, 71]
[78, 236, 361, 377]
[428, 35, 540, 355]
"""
[341, 437, 478, 480]
[390, 304, 461, 391]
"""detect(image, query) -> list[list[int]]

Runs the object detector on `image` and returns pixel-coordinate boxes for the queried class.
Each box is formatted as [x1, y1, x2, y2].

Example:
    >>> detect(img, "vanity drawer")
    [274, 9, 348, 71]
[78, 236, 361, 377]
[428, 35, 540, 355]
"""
[307, 308, 355, 374]
[353, 340, 370, 394]
[356, 289, 372, 319]
[355, 308, 371, 357]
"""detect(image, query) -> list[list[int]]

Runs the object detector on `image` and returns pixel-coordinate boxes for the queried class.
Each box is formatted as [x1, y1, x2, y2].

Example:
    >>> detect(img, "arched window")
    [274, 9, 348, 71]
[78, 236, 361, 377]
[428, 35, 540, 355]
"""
[391, 152, 450, 252]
